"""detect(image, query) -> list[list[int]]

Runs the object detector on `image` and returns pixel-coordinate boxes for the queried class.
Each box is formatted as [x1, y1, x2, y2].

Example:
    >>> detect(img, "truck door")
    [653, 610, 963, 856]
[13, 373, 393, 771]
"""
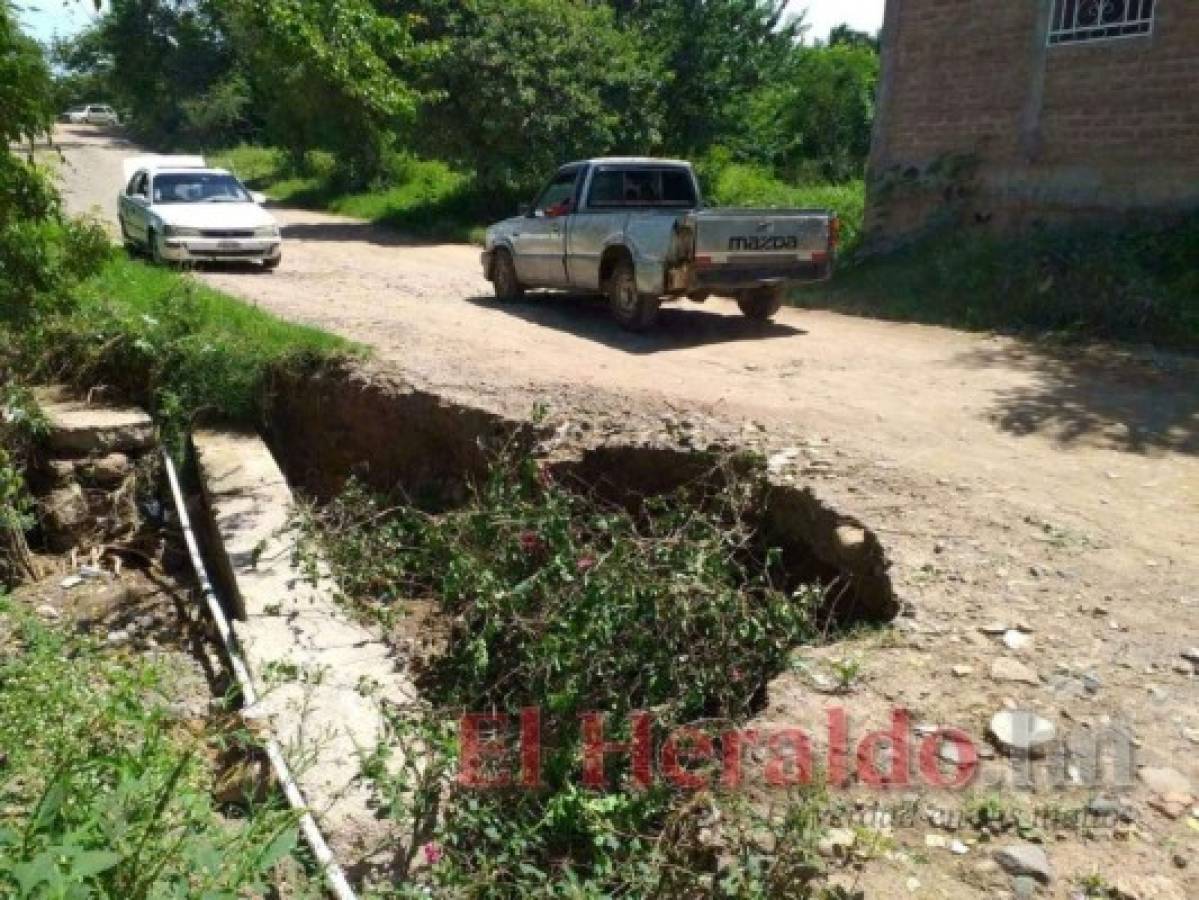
[514, 168, 578, 287]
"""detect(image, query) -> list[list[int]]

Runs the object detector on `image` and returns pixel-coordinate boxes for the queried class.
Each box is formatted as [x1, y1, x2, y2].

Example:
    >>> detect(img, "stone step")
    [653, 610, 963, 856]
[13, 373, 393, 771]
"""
[34, 387, 154, 456]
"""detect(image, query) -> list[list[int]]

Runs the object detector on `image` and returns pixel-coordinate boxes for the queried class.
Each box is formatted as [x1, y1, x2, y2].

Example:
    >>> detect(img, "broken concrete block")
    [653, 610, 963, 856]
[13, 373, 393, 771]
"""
[34, 387, 154, 456]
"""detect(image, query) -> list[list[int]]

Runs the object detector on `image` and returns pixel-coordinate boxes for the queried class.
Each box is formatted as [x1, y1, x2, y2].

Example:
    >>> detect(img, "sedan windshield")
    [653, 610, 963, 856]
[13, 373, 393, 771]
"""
[152, 172, 251, 204]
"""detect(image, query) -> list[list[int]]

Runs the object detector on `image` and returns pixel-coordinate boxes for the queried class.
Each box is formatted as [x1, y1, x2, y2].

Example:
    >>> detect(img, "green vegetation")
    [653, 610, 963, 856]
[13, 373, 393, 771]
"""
[0, 597, 309, 897]
[54, 1, 877, 232]
[17, 255, 355, 444]
[212, 146, 489, 243]
[304, 455, 841, 896]
[799, 215, 1199, 348]
[701, 157, 866, 257]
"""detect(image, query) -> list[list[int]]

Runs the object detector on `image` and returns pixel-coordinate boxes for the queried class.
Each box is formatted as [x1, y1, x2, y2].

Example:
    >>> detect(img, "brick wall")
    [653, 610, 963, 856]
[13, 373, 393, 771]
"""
[866, 0, 1199, 245]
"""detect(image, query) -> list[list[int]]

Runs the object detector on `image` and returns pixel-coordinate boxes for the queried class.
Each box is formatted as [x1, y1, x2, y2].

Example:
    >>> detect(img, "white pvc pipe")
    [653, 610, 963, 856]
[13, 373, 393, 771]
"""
[162, 450, 358, 900]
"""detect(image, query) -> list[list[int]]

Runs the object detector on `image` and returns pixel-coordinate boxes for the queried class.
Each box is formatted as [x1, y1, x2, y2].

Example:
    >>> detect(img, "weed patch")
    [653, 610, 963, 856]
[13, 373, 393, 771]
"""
[0, 598, 310, 897]
[302, 455, 845, 896]
[212, 147, 497, 244]
[11, 255, 355, 445]
[803, 217, 1199, 349]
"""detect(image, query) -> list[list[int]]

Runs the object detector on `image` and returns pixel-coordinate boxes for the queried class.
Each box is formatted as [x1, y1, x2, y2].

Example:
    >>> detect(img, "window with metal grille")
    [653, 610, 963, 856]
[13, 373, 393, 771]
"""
[1049, 0, 1155, 45]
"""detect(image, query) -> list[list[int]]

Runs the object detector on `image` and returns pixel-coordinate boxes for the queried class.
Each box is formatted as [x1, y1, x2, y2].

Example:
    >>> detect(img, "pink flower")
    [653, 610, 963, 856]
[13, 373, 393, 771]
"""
[576, 554, 597, 574]
[422, 842, 443, 865]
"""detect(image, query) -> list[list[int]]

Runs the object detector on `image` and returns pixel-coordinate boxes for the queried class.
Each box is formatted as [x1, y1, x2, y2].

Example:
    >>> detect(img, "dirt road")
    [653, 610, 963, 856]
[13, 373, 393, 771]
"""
[53, 125, 1199, 897]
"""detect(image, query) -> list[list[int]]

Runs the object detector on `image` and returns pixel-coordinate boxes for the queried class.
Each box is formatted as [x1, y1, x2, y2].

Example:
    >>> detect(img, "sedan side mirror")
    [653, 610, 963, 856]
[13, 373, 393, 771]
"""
[250, 192, 267, 205]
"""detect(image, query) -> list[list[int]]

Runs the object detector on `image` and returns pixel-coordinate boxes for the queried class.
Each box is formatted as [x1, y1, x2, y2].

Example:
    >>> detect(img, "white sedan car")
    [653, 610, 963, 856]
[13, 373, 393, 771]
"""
[117, 156, 282, 269]
[68, 104, 120, 125]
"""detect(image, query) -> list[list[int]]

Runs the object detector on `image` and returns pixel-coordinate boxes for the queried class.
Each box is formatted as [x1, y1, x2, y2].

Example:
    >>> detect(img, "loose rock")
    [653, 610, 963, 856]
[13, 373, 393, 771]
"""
[989, 710, 1057, 758]
[991, 658, 1040, 685]
[1003, 629, 1033, 652]
[994, 844, 1053, 884]
[1139, 767, 1194, 800]
[83, 452, 131, 486]
[817, 827, 855, 858]
[41, 484, 89, 551]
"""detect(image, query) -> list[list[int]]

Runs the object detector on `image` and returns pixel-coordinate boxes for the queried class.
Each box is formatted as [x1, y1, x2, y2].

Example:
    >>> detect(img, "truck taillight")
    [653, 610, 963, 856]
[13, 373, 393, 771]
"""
[829, 215, 841, 253]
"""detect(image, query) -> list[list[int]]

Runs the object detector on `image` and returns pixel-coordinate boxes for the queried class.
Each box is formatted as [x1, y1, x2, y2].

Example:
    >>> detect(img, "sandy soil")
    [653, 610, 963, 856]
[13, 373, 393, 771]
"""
[51, 125, 1199, 898]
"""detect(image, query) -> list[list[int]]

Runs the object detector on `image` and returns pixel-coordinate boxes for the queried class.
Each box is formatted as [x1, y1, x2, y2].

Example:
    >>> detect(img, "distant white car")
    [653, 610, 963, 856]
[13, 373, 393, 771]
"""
[67, 104, 120, 126]
[117, 155, 283, 269]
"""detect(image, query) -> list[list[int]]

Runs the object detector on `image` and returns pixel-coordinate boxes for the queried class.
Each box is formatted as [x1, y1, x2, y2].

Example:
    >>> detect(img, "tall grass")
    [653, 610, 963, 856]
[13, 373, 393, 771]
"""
[803, 215, 1199, 349]
[15, 256, 355, 441]
[0, 598, 310, 896]
[211, 146, 493, 243]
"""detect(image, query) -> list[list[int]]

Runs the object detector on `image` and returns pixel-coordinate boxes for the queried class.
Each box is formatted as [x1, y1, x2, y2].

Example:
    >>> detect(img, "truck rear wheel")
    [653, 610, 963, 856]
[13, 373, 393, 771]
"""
[492, 248, 524, 301]
[737, 286, 784, 322]
[608, 259, 660, 331]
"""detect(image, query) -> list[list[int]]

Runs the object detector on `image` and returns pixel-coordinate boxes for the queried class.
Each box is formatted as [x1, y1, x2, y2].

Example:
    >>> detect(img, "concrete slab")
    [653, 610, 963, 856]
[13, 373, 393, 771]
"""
[193, 429, 418, 870]
[34, 386, 154, 456]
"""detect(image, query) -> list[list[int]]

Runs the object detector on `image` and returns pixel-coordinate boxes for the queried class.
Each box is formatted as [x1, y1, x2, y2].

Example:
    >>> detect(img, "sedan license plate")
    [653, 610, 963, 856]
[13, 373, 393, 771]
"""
[217, 241, 241, 250]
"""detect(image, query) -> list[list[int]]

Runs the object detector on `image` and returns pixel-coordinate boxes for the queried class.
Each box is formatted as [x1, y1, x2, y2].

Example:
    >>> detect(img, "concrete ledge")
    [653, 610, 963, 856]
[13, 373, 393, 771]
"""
[193, 429, 416, 868]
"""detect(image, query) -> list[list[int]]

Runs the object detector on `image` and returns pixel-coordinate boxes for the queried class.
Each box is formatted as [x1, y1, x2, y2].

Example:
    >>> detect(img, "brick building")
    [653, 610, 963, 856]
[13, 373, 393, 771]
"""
[865, 1, 1199, 246]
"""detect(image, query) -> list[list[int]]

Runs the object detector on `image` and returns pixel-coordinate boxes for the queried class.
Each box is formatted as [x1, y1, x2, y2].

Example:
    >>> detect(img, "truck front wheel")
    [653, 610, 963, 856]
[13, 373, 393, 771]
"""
[737, 286, 785, 322]
[608, 259, 660, 331]
[492, 248, 524, 301]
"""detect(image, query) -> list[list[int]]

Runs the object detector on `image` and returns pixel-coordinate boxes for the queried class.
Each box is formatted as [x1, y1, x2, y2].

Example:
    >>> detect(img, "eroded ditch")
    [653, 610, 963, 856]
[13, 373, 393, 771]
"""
[263, 361, 905, 894]
[12, 365, 905, 895]
[266, 361, 899, 625]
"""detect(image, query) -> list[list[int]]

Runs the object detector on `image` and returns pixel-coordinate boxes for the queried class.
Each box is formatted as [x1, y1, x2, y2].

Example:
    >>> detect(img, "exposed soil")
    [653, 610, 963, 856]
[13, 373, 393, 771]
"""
[50, 125, 1199, 898]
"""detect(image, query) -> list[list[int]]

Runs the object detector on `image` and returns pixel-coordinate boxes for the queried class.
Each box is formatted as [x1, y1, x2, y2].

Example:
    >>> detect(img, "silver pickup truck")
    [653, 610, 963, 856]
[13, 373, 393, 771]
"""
[481, 157, 837, 330]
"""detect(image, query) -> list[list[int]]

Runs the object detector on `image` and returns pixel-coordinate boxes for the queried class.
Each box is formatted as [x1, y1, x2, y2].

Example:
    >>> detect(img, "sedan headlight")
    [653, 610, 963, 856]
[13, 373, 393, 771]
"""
[254, 225, 281, 238]
[162, 224, 201, 237]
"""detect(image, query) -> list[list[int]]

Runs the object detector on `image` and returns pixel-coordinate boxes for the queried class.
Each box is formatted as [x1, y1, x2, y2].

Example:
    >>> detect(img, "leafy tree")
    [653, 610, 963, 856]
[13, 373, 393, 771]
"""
[408, 0, 663, 196]
[223, 0, 436, 186]
[50, 28, 113, 112]
[609, 0, 804, 156]
[741, 43, 880, 182]
[1, 1, 55, 147]
[0, 2, 110, 324]
[88, 0, 237, 144]
[829, 23, 880, 50]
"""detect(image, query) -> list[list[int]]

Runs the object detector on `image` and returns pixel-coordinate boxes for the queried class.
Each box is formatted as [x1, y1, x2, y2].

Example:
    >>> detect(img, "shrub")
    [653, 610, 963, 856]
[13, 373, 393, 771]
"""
[304, 455, 832, 896]
[698, 155, 866, 260]
[812, 215, 1199, 348]
[0, 600, 307, 896]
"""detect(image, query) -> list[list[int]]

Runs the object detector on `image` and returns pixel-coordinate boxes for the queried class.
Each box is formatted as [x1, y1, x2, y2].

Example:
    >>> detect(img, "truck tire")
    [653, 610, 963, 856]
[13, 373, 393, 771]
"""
[608, 259, 660, 331]
[492, 248, 524, 301]
[737, 286, 784, 322]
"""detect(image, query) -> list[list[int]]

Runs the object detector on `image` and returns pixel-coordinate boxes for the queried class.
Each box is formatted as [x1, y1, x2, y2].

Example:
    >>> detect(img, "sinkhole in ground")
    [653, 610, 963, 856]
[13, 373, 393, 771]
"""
[264, 363, 899, 651]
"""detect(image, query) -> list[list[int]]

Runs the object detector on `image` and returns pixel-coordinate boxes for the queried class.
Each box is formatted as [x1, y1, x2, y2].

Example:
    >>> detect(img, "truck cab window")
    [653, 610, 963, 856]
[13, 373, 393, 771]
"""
[587, 168, 698, 209]
[534, 170, 578, 217]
